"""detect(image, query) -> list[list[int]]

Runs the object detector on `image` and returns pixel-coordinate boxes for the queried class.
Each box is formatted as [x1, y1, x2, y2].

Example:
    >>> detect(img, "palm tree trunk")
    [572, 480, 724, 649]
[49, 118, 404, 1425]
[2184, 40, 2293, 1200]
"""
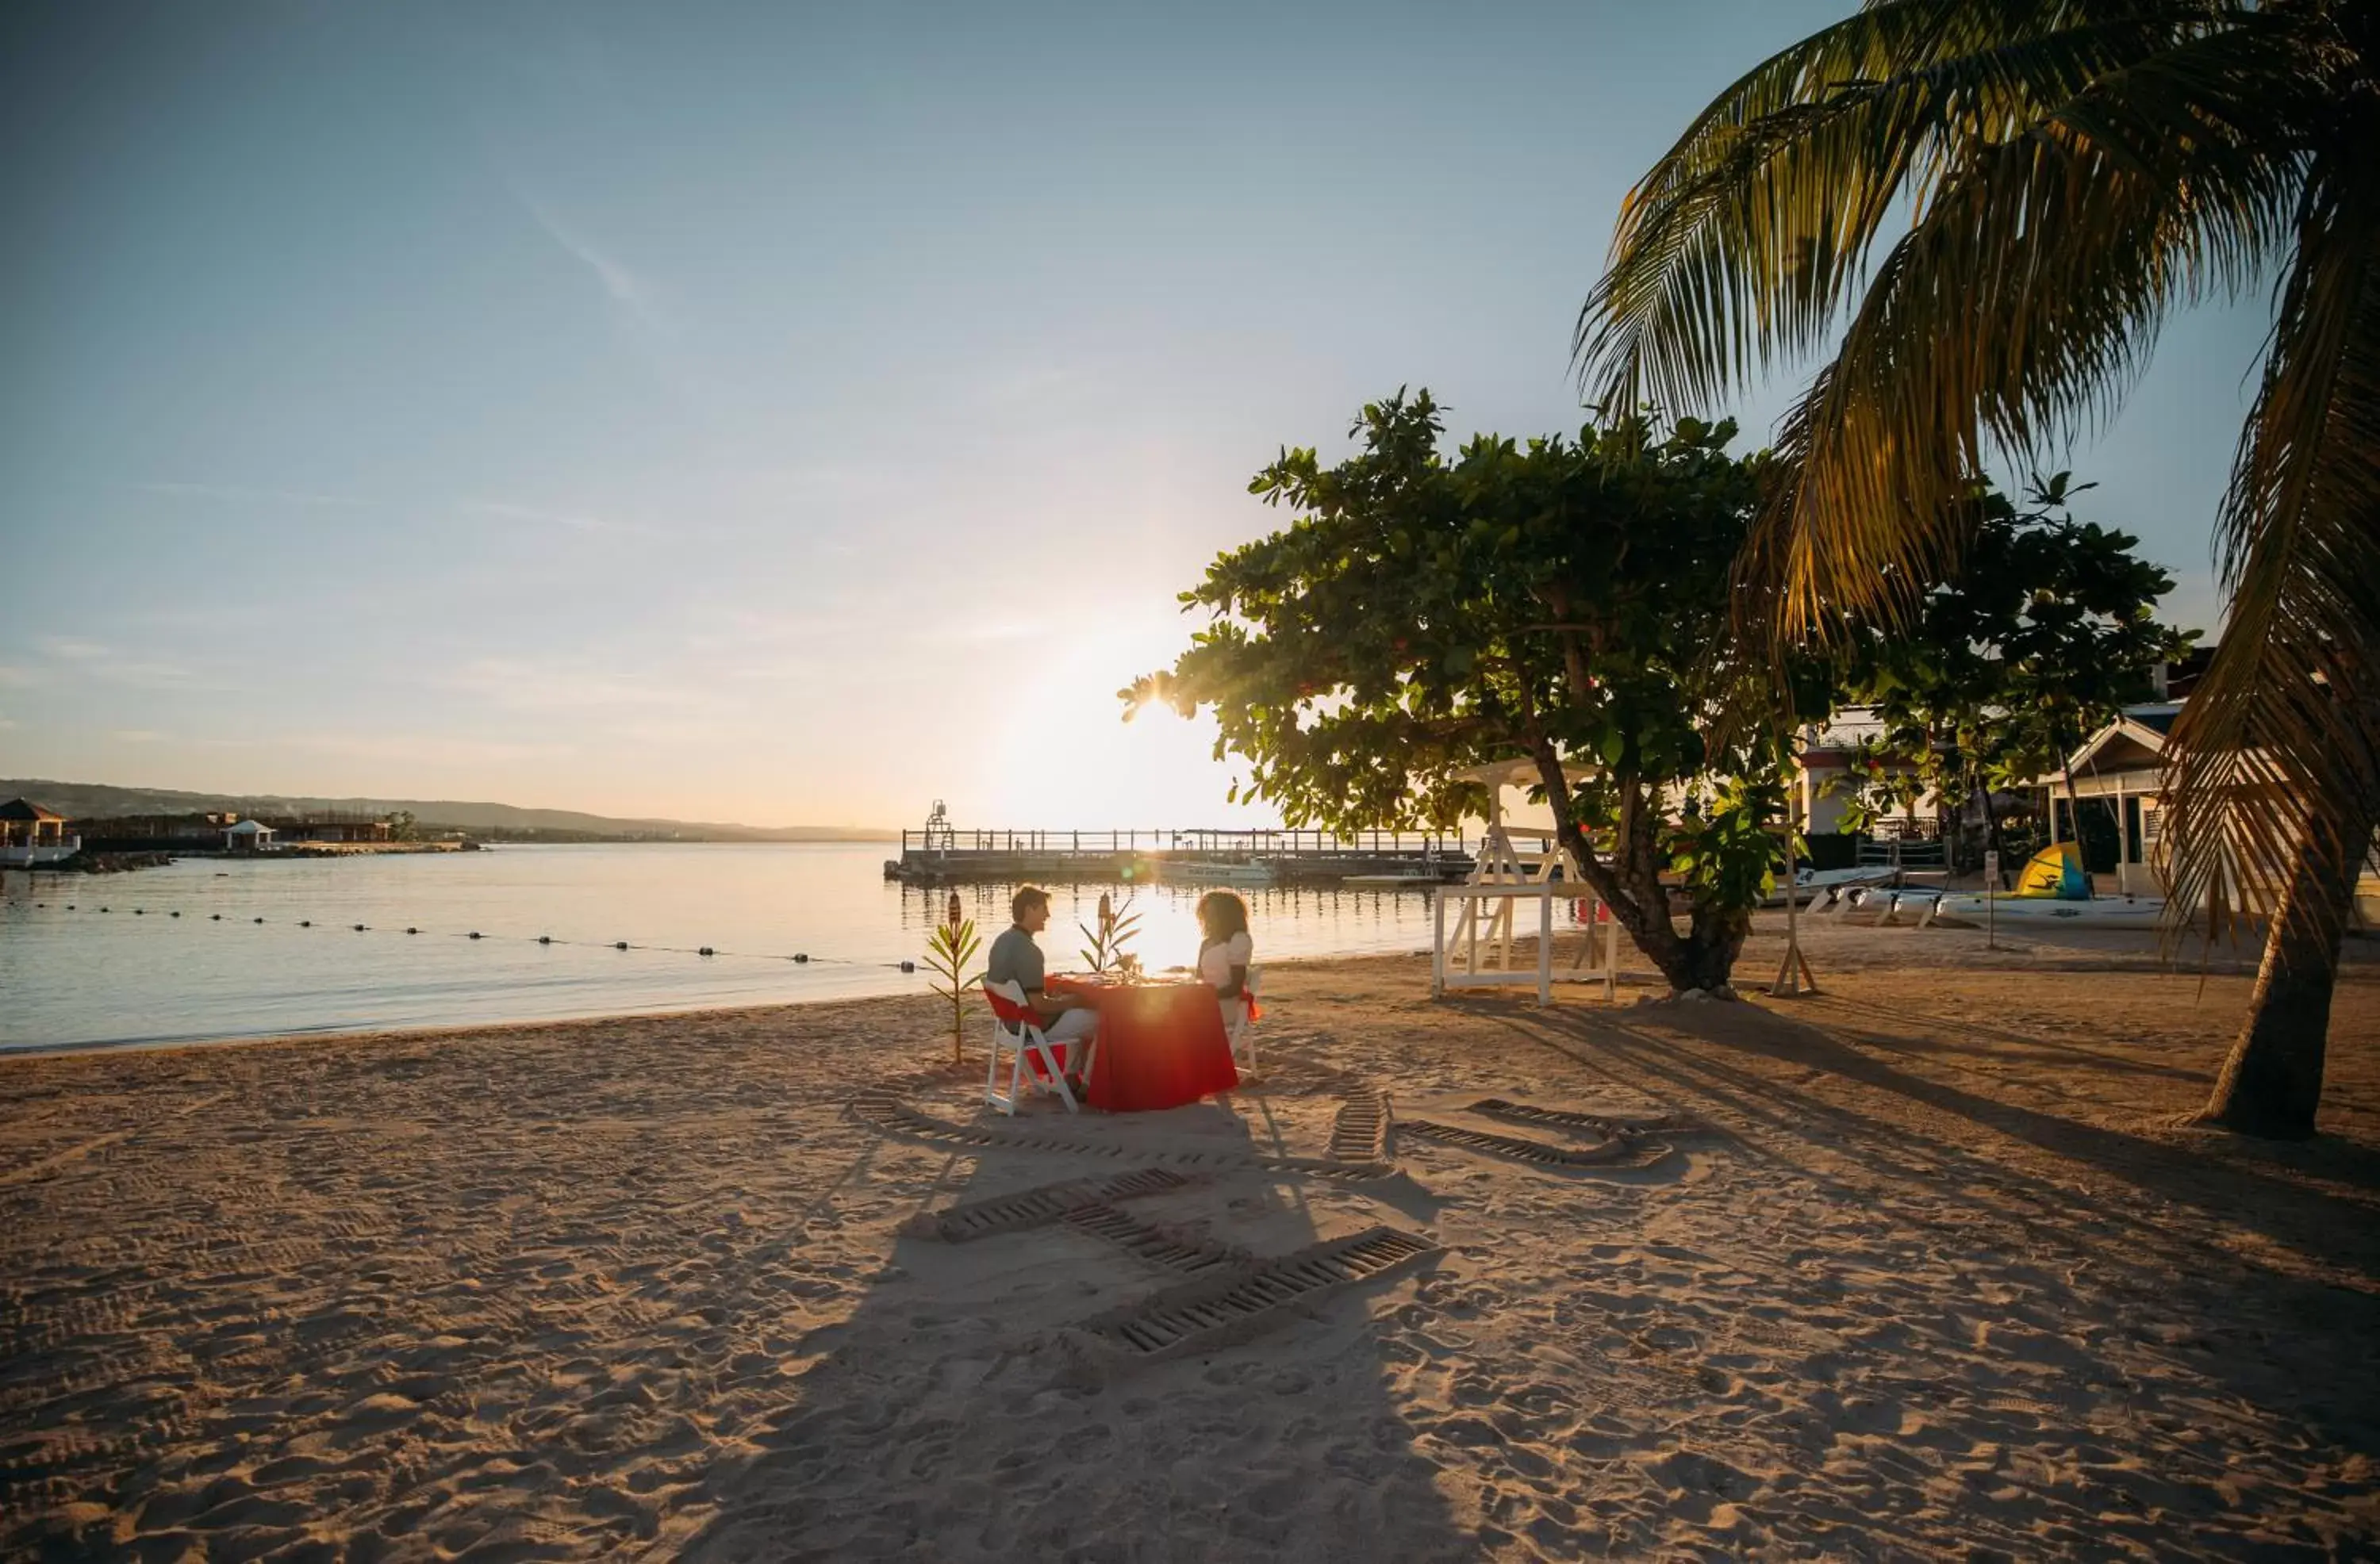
[2190, 795, 2378, 1138]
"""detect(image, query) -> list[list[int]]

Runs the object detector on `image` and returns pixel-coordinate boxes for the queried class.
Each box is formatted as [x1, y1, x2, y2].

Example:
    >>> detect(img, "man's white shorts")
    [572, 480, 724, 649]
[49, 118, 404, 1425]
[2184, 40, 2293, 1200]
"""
[1042, 1006, 1100, 1046]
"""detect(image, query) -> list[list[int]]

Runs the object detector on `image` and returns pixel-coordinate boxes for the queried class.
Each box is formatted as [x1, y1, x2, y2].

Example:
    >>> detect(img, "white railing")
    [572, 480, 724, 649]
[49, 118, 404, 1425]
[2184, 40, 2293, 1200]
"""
[1430, 882, 1623, 1006]
[0, 834, 80, 866]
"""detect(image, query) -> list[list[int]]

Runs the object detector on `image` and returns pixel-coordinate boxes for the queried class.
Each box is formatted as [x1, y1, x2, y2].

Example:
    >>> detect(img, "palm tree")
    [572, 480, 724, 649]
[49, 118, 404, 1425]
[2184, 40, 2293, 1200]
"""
[1576, 0, 2378, 1137]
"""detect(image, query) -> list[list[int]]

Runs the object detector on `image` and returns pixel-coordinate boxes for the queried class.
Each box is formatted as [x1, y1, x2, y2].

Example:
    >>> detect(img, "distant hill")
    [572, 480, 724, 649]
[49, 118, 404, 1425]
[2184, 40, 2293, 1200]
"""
[0, 780, 896, 842]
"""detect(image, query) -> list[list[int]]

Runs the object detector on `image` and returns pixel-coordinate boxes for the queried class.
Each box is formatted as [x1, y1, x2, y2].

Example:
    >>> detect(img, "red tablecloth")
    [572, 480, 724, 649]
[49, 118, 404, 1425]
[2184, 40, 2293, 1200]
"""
[1046, 973, 1239, 1112]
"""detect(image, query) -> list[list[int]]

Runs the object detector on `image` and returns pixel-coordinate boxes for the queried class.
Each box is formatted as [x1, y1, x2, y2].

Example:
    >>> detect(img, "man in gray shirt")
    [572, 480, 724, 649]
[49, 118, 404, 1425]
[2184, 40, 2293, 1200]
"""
[986, 885, 1099, 1063]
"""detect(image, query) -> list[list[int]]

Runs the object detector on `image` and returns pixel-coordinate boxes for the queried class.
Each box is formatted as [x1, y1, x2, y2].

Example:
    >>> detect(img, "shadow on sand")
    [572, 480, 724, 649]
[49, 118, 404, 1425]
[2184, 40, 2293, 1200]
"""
[674, 1067, 1471, 1561]
[1456, 991, 2380, 1460]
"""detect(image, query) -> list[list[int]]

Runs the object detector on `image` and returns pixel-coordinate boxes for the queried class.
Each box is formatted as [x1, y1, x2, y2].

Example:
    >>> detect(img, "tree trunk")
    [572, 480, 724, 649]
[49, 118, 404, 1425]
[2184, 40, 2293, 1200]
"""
[1545, 797, 1691, 990]
[1682, 904, 1750, 990]
[2190, 796, 2377, 1139]
[1534, 751, 1739, 994]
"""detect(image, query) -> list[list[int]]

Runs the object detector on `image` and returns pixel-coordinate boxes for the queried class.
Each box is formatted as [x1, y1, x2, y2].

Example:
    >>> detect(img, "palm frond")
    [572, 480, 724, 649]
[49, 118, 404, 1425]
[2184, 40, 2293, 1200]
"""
[1577, 1, 2228, 416]
[1745, 78, 2294, 644]
[1581, 0, 2375, 968]
[2162, 148, 2380, 938]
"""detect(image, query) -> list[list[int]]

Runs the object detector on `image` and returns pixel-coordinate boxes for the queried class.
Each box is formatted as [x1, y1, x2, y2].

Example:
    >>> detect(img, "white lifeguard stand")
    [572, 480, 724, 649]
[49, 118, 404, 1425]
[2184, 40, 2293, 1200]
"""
[1431, 758, 1622, 1005]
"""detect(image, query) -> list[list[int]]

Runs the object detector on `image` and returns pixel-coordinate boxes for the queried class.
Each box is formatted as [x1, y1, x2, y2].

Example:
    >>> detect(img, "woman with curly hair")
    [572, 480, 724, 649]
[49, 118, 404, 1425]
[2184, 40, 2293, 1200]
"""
[1194, 889, 1253, 1033]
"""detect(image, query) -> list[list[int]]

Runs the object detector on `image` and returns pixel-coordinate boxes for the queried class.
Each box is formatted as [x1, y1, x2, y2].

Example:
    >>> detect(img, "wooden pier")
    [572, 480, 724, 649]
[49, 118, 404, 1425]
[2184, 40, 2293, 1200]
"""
[882, 826, 1474, 887]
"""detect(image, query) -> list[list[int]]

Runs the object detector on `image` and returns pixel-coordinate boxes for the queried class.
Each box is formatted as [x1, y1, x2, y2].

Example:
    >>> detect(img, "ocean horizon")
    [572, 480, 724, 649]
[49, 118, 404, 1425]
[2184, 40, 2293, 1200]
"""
[0, 841, 1548, 1053]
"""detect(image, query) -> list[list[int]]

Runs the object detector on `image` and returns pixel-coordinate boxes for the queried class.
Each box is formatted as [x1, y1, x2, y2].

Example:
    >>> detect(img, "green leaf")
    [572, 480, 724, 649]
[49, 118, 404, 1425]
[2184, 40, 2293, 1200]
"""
[1125, 390, 1795, 987]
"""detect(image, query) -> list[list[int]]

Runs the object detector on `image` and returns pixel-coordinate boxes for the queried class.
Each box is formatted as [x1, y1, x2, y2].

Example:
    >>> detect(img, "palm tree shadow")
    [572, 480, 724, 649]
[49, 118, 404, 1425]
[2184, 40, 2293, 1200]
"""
[1683, 1000, 2380, 1262]
[674, 1073, 1472, 1562]
[1457, 996, 2380, 1454]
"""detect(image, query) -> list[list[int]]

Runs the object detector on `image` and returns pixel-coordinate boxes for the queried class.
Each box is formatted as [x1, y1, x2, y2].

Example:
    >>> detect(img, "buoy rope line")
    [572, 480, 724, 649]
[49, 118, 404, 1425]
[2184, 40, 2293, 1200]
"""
[2, 901, 929, 972]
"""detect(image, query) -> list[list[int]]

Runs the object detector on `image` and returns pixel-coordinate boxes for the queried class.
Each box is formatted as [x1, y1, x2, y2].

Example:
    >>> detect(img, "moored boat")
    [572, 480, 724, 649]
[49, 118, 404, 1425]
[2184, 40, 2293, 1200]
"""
[1884, 842, 2167, 929]
[1163, 858, 1276, 887]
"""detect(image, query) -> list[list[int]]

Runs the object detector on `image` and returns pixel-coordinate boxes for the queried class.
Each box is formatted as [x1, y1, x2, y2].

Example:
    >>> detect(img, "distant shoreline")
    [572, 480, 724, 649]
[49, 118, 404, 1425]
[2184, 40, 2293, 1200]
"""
[0, 776, 897, 843]
[1, 838, 902, 878]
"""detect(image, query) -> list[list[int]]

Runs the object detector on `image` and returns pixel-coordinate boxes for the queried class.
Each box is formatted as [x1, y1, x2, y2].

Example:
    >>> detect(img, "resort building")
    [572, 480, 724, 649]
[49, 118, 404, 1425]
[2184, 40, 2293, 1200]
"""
[222, 818, 278, 853]
[1791, 707, 1939, 838]
[2040, 703, 2380, 922]
[2034, 706, 2177, 898]
[75, 814, 237, 852]
[0, 799, 79, 866]
[1788, 655, 2218, 873]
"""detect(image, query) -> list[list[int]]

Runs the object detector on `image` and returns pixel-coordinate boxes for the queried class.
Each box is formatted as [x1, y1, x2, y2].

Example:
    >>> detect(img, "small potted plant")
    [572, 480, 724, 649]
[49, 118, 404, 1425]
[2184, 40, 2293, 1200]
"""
[922, 891, 982, 1065]
[1078, 891, 1141, 975]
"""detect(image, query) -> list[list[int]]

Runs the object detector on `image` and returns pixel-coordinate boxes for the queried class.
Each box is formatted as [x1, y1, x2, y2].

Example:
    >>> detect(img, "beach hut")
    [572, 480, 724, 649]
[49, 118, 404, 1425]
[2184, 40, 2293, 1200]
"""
[2030, 707, 2179, 899]
[222, 818, 278, 854]
[0, 798, 79, 866]
[1791, 707, 1941, 837]
[2037, 705, 2380, 921]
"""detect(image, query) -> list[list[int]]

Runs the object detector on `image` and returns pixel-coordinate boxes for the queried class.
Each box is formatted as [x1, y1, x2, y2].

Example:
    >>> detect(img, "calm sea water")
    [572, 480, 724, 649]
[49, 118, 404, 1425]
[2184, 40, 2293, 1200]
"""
[0, 843, 1512, 1052]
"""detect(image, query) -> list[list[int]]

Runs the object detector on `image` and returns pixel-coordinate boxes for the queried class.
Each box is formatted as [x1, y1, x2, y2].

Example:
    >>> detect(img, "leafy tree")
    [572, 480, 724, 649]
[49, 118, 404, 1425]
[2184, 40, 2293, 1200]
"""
[1829, 474, 2194, 879]
[1127, 391, 1812, 995]
[386, 810, 419, 843]
[1575, 1, 2380, 1137]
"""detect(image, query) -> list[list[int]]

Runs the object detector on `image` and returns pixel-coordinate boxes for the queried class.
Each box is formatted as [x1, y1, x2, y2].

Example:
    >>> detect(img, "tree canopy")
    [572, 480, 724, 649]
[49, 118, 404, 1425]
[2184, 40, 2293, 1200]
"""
[1573, 0, 2380, 1134]
[1129, 391, 1807, 992]
[1829, 474, 2194, 857]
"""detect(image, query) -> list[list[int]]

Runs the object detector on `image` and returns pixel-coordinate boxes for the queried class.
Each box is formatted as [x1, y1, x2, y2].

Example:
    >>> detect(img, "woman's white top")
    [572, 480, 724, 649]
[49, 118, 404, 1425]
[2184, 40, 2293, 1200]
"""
[1198, 931, 1253, 989]
[1199, 932, 1253, 1025]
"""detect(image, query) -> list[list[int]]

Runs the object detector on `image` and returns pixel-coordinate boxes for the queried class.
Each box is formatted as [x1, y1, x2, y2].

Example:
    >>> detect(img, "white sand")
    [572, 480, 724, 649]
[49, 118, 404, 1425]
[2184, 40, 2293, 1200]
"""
[3, 918, 2377, 1559]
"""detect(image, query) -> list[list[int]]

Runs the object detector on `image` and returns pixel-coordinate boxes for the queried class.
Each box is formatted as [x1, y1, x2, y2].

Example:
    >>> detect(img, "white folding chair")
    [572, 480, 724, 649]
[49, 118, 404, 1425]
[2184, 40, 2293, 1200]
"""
[1226, 965, 1262, 1075]
[983, 979, 1087, 1115]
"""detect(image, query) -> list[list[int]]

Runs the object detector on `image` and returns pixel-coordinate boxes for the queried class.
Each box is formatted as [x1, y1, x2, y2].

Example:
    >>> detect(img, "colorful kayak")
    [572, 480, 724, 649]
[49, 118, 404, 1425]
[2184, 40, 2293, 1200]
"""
[1898, 841, 2167, 928]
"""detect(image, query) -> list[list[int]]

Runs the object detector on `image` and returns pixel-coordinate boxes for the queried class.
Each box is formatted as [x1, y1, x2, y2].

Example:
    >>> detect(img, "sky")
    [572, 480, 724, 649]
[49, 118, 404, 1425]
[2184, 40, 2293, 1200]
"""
[0, 1, 2274, 831]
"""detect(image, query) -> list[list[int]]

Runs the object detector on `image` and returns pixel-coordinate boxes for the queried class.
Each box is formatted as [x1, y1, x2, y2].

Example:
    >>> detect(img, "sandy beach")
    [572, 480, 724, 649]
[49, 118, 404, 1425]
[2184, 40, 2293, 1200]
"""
[5, 917, 2378, 1560]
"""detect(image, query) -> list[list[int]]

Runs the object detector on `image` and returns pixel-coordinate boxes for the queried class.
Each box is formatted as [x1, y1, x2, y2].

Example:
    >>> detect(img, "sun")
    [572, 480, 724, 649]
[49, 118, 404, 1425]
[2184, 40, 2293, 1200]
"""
[976, 625, 1269, 830]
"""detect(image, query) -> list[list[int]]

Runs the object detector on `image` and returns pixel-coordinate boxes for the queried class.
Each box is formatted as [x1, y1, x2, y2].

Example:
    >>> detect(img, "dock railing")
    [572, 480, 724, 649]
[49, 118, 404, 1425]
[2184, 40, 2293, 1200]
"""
[0, 834, 81, 867]
[896, 827, 1470, 857]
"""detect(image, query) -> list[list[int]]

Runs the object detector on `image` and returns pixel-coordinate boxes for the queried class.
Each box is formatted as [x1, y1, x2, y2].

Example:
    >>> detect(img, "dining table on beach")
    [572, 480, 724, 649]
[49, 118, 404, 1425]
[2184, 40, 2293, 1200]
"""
[1045, 971, 1239, 1112]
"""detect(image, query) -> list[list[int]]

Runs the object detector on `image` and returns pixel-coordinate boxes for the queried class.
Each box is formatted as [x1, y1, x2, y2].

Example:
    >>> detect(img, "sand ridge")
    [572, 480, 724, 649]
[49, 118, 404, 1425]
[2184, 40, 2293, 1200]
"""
[3, 921, 2378, 1558]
